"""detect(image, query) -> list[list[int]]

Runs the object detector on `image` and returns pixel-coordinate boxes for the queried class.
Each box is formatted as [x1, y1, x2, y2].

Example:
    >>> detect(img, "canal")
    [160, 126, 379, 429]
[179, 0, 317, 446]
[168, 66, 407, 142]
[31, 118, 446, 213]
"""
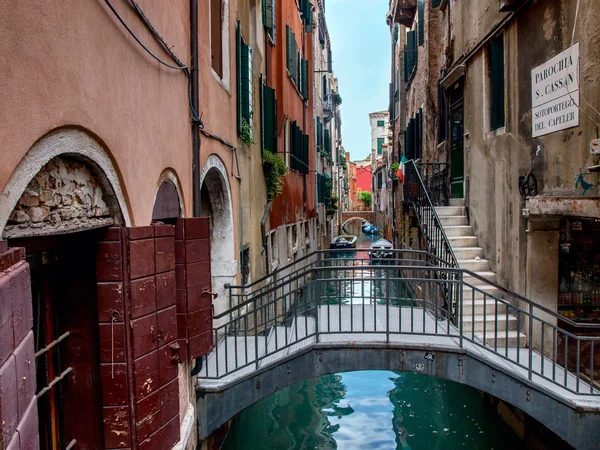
[222, 227, 527, 449]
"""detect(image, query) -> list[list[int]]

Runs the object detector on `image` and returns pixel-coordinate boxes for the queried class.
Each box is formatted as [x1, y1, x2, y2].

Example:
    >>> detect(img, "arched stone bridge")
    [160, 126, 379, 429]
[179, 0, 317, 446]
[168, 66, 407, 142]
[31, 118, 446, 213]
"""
[341, 210, 374, 230]
[195, 250, 600, 449]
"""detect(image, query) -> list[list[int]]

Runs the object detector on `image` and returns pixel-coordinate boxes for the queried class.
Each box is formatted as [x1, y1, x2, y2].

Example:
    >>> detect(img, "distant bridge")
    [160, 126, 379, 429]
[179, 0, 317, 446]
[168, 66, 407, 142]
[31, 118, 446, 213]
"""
[196, 250, 600, 449]
[341, 210, 374, 230]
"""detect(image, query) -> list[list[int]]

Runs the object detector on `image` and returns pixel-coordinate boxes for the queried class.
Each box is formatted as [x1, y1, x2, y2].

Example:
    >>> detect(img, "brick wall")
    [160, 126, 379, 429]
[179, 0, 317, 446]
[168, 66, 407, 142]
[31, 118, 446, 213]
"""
[0, 243, 38, 450]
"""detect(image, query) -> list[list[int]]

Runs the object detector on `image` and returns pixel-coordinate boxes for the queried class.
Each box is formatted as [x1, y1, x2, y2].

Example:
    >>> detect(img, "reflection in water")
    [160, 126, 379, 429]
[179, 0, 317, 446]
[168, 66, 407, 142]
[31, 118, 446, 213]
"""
[222, 371, 526, 450]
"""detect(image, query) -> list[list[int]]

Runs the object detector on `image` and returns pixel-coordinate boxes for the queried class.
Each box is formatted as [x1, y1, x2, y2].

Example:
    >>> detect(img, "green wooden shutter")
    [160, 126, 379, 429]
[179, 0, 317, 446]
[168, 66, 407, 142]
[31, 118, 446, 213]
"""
[406, 30, 417, 76]
[260, 75, 265, 152]
[377, 137, 384, 155]
[377, 172, 383, 189]
[301, 133, 309, 174]
[418, 0, 425, 46]
[490, 34, 505, 130]
[236, 22, 242, 133]
[324, 129, 330, 156]
[286, 25, 291, 72]
[263, 0, 274, 29]
[261, 82, 277, 154]
[241, 43, 252, 123]
[327, 48, 332, 73]
[322, 75, 327, 98]
[301, 59, 309, 99]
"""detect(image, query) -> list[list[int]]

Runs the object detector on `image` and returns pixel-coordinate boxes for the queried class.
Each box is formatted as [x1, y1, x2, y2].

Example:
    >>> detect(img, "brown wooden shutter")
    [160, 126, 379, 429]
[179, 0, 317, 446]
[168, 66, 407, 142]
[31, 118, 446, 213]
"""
[0, 244, 38, 450]
[96, 225, 180, 449]
[175, 218, 214, 361]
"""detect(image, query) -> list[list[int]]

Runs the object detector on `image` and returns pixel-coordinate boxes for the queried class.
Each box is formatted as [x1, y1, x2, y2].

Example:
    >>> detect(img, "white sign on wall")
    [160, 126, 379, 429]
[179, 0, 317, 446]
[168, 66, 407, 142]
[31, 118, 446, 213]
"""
[531, 43, 579, 138]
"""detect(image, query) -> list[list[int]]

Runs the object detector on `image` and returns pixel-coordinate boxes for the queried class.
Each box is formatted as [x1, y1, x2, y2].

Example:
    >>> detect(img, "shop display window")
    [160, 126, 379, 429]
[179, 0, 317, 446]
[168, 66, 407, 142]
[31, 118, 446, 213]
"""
[558, 218, 600, 322]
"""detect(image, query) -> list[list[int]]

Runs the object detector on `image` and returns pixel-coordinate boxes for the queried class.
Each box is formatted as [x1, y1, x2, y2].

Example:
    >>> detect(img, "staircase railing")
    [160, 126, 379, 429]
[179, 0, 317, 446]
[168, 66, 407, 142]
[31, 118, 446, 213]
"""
[405, 160, 458, 320]
[416, 162, 450, 207]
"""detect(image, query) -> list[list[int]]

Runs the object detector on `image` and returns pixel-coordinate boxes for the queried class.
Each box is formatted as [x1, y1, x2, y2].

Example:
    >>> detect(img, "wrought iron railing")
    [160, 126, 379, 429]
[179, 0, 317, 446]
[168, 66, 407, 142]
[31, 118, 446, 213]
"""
[201, 249, 600, 397]
[404, 160, 458, 320]
[416, 162, 450, 206]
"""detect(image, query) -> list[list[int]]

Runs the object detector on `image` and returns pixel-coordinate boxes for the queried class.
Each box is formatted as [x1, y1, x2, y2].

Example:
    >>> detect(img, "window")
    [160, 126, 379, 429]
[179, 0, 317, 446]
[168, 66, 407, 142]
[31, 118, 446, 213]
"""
[240, 246, 250, 285]
[236, 23, 253, 134]
[377, 120, 385, 127]
[300, 0, 313, 32]
[289, 121, 309, 174]
[263, 0, 276, 43]
[404, 29, 417, 81]
[377, 171, 383, 189]
[210, 0, 223, 77]
[377, 137, 384, 154]
[437, 82, 447, 143]
[324, 128, 332, 157]
[286, 25, 297, 84]
[489, 34, 505, 130]
[260, 76, 278, 154]
[322, 75, 328, 99]
[300, 58, 309, 100]
[316, 116, 323, 150]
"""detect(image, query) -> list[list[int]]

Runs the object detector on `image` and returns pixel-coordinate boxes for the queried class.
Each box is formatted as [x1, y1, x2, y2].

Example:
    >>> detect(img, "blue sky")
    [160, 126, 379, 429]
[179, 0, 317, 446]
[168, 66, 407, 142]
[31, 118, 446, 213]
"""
[327, 0, 391, 161]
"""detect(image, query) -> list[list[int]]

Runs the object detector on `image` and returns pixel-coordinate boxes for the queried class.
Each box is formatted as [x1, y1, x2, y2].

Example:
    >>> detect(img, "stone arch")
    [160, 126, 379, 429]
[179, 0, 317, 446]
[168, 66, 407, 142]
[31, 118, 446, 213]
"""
[152, 168, 185, 221]
[1, 128, 130, 239]
[199, 154, 237, 316]
[341, 216, 369, 230]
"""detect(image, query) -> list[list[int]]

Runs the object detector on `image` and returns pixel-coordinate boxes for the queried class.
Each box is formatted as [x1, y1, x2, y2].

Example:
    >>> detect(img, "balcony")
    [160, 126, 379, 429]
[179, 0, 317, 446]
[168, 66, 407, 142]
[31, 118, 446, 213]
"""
[392, 0, 416, 27]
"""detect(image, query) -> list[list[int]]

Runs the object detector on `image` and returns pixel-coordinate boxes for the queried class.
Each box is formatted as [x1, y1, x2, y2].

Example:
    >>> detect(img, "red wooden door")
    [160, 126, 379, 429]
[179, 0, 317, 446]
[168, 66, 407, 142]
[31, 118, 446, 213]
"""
[0, 244, 39, 450]
[97, 225, 180, 449]
[175, 218, 214, 361]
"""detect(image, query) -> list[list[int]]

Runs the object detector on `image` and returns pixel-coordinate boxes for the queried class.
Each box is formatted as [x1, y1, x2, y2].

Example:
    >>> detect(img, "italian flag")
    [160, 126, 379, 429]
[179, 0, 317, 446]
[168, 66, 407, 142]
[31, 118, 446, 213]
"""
[397, 155, 408, 183]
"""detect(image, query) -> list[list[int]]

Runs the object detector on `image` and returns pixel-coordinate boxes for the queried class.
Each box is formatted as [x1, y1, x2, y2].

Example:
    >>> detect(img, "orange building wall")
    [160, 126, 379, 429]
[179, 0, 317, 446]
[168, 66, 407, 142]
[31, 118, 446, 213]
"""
[356, 165, 372, 193]
[269, 0, 315, 230]
[0, 1, 193, 226]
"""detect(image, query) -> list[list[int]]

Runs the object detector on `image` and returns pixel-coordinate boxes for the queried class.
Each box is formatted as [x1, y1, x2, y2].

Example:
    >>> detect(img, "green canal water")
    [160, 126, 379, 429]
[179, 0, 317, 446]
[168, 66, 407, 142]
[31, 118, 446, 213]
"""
[222, 370, 526, 450]
[223, 230, 526, 449]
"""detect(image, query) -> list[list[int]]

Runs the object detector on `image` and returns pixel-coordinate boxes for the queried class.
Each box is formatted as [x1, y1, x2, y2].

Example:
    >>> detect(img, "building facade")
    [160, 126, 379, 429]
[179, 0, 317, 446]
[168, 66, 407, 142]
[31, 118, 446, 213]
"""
[0, 0, 343, 449]
[389, 0, 600, 397]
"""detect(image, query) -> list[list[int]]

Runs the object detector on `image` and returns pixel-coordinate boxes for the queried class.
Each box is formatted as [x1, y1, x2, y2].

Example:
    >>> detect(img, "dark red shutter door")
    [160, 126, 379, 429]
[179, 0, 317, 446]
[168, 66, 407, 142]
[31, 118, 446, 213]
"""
[175, 218, 214, 361]
[0, 244, 38, 450]
[97, 225, 180, 449]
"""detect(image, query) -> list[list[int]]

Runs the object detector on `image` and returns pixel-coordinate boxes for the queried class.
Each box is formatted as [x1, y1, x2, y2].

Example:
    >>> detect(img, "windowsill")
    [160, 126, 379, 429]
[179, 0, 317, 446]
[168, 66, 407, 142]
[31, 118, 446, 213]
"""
[211, 68, 231, 95]
[484, 125, 506, 141]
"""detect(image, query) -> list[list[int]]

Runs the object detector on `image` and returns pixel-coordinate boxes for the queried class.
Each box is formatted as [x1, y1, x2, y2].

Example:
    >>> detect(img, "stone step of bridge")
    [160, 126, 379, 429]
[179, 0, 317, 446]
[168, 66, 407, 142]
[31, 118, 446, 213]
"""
[448, 236, 480, 248]
[462, 298, 508, 316]
[443, 225, 474, 237]
[462, 284, 504, 301]
[453, 246, 484, 259]
[464, 272, 497, 285]
[449, 198, 466, 207]
[439, 215, 469, 226]
[457, 258, 492, 272]
[463, 313, 519, 333]
[435, 206, 466, 216]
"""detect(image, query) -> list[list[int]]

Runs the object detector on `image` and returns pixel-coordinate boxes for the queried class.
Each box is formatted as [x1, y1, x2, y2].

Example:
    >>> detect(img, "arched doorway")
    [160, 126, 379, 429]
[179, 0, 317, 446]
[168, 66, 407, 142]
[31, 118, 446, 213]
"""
[2, 129, 127, 449]
[152, 170, 184, 224]
[199, 155, 236, 317]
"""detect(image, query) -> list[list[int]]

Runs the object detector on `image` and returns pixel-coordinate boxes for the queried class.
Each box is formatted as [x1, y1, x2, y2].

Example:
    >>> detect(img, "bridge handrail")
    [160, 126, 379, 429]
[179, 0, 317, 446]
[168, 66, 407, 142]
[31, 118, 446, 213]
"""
[202, 261, 600, 396]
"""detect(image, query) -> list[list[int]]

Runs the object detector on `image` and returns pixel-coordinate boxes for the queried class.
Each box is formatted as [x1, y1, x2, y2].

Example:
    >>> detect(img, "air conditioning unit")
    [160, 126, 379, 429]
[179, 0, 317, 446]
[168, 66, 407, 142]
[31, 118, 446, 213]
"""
[499, 0, 525, 11]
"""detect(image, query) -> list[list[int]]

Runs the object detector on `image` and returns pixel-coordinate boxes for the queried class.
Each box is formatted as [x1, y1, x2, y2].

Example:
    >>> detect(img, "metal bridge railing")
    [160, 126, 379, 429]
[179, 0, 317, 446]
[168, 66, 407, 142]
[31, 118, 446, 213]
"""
[201, 250, 600, 397]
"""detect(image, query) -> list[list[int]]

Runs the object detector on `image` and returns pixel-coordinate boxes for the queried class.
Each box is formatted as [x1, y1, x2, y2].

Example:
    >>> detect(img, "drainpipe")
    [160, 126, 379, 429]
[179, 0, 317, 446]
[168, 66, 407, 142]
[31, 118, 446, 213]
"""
[261, 202, 272, 275]
[191, 0, 201, 218]
[190, 0, 203, 377]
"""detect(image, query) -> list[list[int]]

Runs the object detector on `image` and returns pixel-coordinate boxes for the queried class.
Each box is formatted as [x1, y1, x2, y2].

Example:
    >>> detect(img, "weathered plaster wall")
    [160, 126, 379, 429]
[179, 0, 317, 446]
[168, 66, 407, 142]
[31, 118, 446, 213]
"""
[458, 0, 600, 300]
[0, 1, 192, 226]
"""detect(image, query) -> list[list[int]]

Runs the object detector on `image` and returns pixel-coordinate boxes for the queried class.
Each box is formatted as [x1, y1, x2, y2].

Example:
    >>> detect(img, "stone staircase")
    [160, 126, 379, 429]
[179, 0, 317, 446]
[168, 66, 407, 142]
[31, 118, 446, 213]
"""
[435, 199, 527, 348]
